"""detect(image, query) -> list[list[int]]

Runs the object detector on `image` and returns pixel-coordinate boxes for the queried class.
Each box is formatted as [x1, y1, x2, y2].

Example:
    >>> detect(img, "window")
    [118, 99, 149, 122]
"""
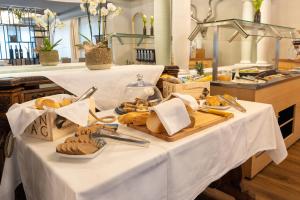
[54, 19, 71, 59]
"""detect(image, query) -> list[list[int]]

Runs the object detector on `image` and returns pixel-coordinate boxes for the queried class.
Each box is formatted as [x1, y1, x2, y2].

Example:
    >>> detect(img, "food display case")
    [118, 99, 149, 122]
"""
[191, 19, 300, 178]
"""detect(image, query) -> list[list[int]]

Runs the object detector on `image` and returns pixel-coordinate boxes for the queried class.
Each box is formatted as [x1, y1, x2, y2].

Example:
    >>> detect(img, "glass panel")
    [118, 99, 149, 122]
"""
[199, 19, 300, 39]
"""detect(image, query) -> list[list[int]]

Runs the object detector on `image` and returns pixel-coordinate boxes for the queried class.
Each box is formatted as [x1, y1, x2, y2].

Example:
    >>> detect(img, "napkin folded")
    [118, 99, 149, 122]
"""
[172, 93, 199, 111]
[6, 94, 90, 137]
[151, 98, 191, 136]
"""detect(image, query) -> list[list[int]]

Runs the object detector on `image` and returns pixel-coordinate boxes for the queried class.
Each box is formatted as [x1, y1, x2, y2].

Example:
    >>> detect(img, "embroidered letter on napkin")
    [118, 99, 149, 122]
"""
[152, 98, 191, 136]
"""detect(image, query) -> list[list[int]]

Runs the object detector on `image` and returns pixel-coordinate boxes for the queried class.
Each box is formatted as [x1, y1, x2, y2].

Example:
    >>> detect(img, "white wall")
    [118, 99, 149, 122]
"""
[192, 0, 300, 65]
[271, 0, 300, 59]
[110, 0, 154, 65]
[54, 19, 71, 59]
[191, 0, 243, 66]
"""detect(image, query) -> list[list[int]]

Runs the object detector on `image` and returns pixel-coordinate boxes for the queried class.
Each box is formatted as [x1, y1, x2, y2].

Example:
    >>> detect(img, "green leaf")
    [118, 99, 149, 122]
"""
[252, 0, 264, 11]
[80, 33, 92, 43]
[51, 39, 62, 50]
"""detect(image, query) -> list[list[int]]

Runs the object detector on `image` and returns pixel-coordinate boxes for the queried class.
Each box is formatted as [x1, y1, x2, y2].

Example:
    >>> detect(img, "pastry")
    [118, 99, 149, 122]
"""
[78, 135, 90, 143]
[120, 98, 149, 113]
[146, 112, 166, 134]
[35, 98, 45, 110]
[65, 136, 78, 143]
[35, 98, 60, 109]
[59, 98, 73, 107]
[205, 96, 228, 107]
[77, 143, 99, 155]
[118, 112, 149, 126]
[56, 136, 100, 155]
[76, 124, 104, 136]
[41, 99, 60, 109]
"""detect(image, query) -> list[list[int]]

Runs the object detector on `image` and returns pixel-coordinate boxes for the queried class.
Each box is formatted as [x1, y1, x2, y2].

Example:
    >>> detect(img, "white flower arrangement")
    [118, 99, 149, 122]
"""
[32, 9, 64, 51]
[79, 0, 122, 46]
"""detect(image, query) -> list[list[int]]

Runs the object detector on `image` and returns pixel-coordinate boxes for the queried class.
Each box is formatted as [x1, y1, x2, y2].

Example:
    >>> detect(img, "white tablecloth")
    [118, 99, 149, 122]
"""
[1, 101, 287, 200]
[0, 64, 165, 110]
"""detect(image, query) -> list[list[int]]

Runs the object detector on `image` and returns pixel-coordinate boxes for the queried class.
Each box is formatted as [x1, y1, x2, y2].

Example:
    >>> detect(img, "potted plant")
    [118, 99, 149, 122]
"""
[79, 0, 122, 70]
[12, 8, 24, 24]
[33, 9, 64, 66]
[252, 0, 264, 23]
[142, 14, 147, 35]
[150, 16, 154, 36]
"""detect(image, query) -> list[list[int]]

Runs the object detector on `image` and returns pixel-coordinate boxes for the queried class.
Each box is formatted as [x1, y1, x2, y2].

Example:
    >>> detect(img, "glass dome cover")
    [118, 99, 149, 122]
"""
[121, 74, 163, 106]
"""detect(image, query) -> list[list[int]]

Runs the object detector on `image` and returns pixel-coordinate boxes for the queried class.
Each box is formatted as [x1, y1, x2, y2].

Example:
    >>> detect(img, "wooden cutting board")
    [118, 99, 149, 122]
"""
[129, 111, 234, 142]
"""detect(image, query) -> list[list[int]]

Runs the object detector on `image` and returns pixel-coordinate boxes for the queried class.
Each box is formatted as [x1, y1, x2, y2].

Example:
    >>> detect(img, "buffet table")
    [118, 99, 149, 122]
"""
[3, 100, 287, 200]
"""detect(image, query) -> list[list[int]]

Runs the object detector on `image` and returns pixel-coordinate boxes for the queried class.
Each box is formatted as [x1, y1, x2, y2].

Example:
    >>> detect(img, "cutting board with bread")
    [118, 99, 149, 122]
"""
[118, 97, 234, 142]
[128, 111, 233, 142]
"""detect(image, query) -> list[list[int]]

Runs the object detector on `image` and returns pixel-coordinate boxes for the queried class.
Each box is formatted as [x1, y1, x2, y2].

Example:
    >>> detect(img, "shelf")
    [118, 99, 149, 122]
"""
[108, 33, 154, 46]
[0, 23, 36, 27]
[194, 18, 300, 40]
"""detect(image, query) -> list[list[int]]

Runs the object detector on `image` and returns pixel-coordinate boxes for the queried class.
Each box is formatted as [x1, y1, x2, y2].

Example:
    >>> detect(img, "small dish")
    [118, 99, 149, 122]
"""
[56, 139, 106, 159]
[56, 145, 106, 159]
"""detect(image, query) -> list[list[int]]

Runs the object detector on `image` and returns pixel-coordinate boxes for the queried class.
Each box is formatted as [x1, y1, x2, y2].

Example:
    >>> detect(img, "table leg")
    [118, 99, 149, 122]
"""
[196, 166, 255, 200]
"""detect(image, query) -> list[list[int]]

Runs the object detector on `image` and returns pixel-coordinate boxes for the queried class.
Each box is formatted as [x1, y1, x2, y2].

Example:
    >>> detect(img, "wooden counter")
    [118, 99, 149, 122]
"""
[279, 59, 300, 70]
[211, 77, 300, 179]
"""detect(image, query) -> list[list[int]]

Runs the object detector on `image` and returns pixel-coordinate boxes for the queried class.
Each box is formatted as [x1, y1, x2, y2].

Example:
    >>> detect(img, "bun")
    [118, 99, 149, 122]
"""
[146, 112, 166, 134]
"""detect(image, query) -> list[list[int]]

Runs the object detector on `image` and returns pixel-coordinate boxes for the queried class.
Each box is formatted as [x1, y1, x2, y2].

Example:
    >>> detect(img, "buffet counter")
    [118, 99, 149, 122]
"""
[211, 74, 300, 178]
[2, 101, 287, 200]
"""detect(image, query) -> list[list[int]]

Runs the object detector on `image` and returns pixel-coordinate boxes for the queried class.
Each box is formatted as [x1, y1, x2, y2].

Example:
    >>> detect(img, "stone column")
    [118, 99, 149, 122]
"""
[256, 0, 272, 64]
[172, 0, 191, 73]
[154, 0, 172, 65]
[240, 0, 254, 64]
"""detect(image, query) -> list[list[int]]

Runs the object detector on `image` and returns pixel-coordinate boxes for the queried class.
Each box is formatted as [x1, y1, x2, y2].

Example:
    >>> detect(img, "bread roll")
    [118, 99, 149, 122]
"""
[146, 112, 166, 134]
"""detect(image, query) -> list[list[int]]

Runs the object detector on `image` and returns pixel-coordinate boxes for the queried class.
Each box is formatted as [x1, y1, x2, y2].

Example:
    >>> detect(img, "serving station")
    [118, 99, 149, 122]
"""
[193, 19, 300, 178]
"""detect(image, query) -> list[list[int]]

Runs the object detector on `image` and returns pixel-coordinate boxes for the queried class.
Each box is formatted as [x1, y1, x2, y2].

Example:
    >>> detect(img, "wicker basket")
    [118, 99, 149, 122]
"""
[85, 47, 112, 70]
[39, 50, 59, 66]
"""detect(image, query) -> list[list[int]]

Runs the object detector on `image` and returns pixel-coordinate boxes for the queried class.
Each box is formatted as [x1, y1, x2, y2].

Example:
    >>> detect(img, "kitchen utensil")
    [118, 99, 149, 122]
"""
[219, 95, 247, 113]
[55, 87, 98, 129]
[91, 128, 150, 147]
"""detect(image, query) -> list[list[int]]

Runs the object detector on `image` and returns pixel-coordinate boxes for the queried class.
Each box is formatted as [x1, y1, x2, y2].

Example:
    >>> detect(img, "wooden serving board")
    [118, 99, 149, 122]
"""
[129, 111, 233, 142]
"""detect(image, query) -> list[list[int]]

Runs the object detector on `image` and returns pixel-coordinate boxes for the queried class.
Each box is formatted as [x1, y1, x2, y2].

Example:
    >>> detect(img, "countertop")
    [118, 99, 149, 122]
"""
[211, 73, 300, 90]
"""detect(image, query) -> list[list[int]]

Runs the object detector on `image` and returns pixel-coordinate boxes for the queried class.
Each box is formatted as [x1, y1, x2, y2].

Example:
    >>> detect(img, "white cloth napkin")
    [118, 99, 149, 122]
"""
[151, 98, 191, 136]
[172, 93, 199, 111]
[6, 94, 90, 136]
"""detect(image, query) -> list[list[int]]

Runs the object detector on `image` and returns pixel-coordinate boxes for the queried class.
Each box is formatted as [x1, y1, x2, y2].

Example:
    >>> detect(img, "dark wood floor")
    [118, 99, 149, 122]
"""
[243, 141, 300, 200]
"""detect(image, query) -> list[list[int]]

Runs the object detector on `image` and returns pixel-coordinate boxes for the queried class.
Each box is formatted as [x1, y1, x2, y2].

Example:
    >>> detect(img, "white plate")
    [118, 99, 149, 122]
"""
[56, 145, 106, 159]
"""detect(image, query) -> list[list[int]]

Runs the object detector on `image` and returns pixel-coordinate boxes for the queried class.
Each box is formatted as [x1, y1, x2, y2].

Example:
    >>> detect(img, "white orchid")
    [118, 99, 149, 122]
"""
[89, 6, 97, 16]
[44, 9, 56, 19]
[112, 7, 122, 17]
[79, 1, 122, 45]
[107, 3, 116, 12]
[80, 3, 86, 12]
[33, 9, 64, 45]
[101, 7, 109, 16]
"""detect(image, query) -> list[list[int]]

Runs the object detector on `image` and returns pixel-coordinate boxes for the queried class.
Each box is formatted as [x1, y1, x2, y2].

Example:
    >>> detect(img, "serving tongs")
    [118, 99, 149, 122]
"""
[55, 87, 98, 129]
[90, 128, 150, 147]
[218, 95, 247, 113]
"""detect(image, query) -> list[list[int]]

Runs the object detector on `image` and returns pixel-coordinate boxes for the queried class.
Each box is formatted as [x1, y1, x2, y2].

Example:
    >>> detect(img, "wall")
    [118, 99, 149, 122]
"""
[271, 0, 300, 60]
[110, 0, 154, 65]
[192, 0, 300, 65]
[191, 0, 243, 66]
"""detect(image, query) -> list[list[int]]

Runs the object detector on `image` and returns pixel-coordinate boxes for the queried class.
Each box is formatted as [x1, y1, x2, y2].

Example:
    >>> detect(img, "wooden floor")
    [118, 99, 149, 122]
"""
[243, 141, 300, 200]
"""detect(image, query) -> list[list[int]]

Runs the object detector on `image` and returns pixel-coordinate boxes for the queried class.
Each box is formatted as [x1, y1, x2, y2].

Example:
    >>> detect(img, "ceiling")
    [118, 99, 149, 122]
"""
[0, 0, 80, 14]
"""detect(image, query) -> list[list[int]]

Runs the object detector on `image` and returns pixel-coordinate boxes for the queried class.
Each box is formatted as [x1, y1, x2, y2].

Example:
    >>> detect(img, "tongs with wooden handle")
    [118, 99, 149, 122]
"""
[198, 108, 234, 118]
[55, 87, 98, 129]
[218, 95, 247, 113]
[90, 128, 150, 147]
